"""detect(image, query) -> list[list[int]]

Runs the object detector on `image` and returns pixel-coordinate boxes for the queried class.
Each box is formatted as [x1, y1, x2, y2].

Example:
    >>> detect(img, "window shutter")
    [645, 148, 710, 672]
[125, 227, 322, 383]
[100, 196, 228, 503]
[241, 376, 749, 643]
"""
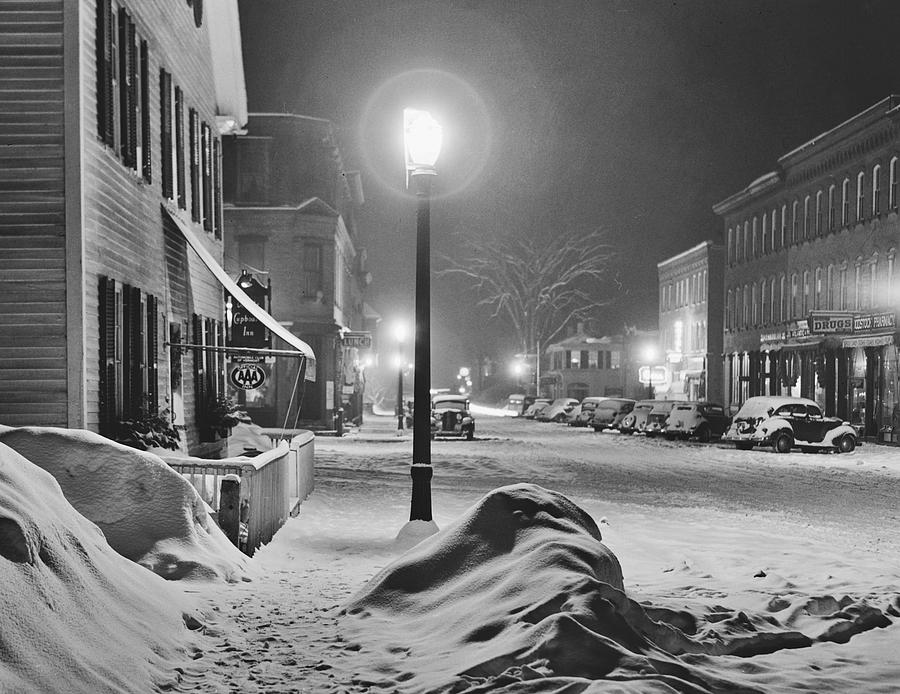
[192, 313, 207, 435]
[175, 87, 186, 209]
[95, 0, 114, 146]
[204, 317, 216, 402]
[98, 276, 118, 435]
[202, 122, 213, 232]
[146, 294, 159, 414]
[189, 109, 200, 222]
[160, 69, 173, 199]
[140, 40, 151, 182]
[213, 137, 222, 238]
[121, 285, 143, 420]
[118, 9, 135, 168]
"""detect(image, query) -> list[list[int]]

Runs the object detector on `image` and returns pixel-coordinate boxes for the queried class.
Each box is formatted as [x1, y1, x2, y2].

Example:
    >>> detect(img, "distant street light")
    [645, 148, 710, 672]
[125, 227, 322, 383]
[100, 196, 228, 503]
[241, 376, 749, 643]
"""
[643, 344, 658, 399]
[404, 108, 442, 523]
[393, 321, 407, 432]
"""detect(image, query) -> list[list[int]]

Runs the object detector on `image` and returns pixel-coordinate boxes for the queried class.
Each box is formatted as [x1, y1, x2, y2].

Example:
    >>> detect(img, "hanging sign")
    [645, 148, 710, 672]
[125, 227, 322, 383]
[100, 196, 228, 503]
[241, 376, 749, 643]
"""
[230, 363, 266, 390]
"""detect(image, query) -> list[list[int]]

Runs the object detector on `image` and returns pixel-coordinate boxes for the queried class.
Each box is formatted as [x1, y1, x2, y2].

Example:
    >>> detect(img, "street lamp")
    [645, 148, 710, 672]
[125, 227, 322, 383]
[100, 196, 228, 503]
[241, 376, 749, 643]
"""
[404, 108, 442, 524]
[643, 344, 658, 399]
[393, 321, 407, 432]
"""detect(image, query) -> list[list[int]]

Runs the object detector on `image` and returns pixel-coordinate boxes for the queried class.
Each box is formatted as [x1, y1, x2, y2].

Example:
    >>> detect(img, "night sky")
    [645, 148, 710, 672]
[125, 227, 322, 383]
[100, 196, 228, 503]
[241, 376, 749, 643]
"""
[238, 0, 900, 385]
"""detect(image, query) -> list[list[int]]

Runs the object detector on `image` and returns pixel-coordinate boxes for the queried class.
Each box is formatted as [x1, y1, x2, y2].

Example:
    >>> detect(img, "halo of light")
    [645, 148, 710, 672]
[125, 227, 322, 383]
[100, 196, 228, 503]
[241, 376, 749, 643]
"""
[358, 68, 492, 201]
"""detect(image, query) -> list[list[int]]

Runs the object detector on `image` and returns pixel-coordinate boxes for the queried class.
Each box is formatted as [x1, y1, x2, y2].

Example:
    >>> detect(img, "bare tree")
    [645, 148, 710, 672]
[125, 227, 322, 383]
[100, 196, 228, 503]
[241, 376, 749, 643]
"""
[439, 230, 617, 359]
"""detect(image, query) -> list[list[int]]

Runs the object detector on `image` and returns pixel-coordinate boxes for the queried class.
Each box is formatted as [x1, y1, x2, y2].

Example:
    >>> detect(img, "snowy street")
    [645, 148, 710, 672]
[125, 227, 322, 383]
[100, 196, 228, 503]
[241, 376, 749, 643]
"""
[168, 413, 900, 693]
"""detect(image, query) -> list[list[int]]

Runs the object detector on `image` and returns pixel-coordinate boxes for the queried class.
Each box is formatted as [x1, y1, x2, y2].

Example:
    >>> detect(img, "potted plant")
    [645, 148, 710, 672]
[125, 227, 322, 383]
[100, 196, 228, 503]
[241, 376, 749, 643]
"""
[206, 394, 244, 439]
[115, 399, 181, 451]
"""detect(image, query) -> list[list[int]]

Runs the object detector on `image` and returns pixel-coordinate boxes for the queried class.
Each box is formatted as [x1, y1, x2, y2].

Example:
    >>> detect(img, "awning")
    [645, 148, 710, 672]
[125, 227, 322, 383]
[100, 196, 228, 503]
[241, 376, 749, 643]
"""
[162, 203, 316, 380]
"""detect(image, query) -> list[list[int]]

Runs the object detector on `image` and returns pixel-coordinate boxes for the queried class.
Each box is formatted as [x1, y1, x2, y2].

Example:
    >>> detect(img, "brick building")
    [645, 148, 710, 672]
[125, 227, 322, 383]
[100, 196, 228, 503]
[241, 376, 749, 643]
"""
[714, 96, 900, 439]
[656, 241, 724, 402]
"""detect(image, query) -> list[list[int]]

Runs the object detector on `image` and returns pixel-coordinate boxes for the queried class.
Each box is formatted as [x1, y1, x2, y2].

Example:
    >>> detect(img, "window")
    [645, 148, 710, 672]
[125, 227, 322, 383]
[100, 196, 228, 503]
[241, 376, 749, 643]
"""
[192, 314, 224, 442]
[802, 270, 810, 315]
[96, 1, 149, 178]
[779, 274, 786, 322]
[743, 221, 749, 260]
[579, 350, 589, 368]
[588, 351, 598, 368]
[302, 244, 323, 298]
[742, 284, 749, 329]
[791, 273, 799, 318]
[791, 200, 799, 243]
[842, 178, 850, 226]
[726, 289, 734, 330]
[769, 276, 776, 324]
[201, 121, 213, 232]
[751, 282, 758, 326]
[761, 213, 768, 254]
[780, 204, 787, 249]
[761, 279, 768, 324]
[814, 267, 823, 310]
[189, 108, 201, 222]
[98, 277, 159, 437]
[857, 171, 865, 221]
[839, 263, 848, 309]
[891, 157, 898, 210]
[827, 265, 835, 309]
[727, 227, 733, 263]
[174, 87, 186, 209]
[752, 217, 758, 257]
[828, 184, 836, 231]
[815, 190, 823, 235]
[734, 286, 742, 329]
[160, 69, 173, 199]
[872, 164, 882, 216]
[803, 195, 810, 239]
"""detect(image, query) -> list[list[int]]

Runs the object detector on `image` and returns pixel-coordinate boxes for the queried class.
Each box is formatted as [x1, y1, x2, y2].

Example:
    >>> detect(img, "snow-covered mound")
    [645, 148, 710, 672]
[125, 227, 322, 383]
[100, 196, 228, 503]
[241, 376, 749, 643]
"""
[0, 442, 196, 694]
[0, 425, 248, 582]
[343, 483, 894, 693]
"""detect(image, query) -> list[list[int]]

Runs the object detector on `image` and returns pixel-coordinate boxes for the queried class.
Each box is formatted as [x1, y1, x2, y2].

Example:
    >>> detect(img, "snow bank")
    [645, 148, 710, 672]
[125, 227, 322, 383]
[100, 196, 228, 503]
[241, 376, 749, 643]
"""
[343, 483, 895, 693]
[0, 425, 248, 582]
[0, 443, 196, 694]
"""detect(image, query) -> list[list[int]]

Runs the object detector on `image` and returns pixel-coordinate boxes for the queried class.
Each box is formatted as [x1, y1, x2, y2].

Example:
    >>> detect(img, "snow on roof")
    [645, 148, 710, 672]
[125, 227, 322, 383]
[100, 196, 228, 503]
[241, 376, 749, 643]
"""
[0, 442, 192, 693]
[0, 425, 249, 582]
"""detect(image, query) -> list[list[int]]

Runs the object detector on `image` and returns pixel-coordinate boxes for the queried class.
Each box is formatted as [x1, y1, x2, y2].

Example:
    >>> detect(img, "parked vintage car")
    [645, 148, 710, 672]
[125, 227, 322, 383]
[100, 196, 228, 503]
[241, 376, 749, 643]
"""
[570, 396, 607, 427]
[506, 393, 535, 417]
[722, 396, 858, 453]
[522, 398, 552, 419]
[536, 397, 580, 423]
[591, 398, 636, 432]
[431, 394, 476, 440]
[663, 402, 731, 442]
[643, 400, 684, 437]
[616, 399, 665, 435]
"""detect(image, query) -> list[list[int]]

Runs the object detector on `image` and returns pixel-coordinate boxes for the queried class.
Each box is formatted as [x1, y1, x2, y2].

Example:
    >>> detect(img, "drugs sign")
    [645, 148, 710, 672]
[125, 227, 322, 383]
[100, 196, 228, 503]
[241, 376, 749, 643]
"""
[230, 364, 266, 390]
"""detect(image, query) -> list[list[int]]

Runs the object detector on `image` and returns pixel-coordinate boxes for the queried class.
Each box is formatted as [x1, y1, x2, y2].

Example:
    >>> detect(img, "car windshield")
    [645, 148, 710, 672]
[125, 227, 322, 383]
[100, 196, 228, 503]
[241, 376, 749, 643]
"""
[673, 405, 694, 411]
[434, 400, 467, 411]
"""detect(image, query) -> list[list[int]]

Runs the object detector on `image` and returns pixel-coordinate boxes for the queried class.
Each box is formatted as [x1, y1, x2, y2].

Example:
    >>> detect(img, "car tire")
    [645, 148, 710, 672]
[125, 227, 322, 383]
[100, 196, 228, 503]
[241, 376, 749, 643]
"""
[773, 431, 793, 454]
[734, 441, 753, 450]
[696, 425, 711, 443]
[837, 434, 856, 453]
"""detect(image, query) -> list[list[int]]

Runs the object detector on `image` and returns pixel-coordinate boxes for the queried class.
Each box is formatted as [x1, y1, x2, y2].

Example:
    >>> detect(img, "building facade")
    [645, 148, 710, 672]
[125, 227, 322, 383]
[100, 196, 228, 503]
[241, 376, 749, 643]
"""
[223, 114, 370, 429]
[542, 324, 654, 401]
[714, 96, 900, 440]
[0, 0, 309, 456]
[656, 241, 725, 402]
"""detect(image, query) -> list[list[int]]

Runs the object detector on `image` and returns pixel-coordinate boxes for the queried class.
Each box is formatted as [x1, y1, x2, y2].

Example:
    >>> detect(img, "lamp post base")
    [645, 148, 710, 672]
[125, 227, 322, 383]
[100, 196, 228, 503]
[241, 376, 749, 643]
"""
[409, 463, 433, 521]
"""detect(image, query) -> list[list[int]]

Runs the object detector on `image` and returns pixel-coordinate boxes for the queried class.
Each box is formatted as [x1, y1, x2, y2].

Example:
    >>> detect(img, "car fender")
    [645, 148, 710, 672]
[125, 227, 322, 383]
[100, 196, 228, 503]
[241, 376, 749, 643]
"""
[821, 423, 857, 446]
[755, 415, 792, 441]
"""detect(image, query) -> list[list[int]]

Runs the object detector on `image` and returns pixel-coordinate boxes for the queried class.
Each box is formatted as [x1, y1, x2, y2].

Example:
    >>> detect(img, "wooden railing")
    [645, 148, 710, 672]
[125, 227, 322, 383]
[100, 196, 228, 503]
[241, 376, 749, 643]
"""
[162, 431, 315, 555]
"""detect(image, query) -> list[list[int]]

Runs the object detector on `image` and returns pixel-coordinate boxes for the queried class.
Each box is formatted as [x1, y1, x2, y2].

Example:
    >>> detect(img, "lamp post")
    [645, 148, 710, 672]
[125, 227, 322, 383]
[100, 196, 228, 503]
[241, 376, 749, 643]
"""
[643, 345, 658, 399]
[404, 108, 442, 523]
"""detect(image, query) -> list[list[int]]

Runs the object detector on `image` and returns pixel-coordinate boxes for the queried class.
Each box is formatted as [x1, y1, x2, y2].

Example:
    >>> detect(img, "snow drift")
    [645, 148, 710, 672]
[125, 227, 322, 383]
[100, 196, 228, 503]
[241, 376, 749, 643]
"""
[0, 442, 197, 694]
[0, 425, 248, 582]
[343, 483, 895, 693]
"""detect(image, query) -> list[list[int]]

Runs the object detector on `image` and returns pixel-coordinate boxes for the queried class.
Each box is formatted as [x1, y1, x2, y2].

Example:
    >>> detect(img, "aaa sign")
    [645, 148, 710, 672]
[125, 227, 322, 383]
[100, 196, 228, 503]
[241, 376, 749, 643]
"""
[230, 364, 266, 390]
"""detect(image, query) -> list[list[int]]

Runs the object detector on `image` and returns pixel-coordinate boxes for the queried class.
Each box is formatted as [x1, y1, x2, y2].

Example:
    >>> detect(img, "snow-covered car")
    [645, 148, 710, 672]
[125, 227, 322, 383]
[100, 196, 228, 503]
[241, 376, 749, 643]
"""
[643, 400, 684, 437]
[591, 398, 636, 432]
[431, 395, 476, 440]
[723, 396, 858, 453]
[522, 398, 551, 419]
[536, 398, 580, 423]
[569, 396, 607, 427]
[663, 402, 731, 442]
[617, 399, 664, 435]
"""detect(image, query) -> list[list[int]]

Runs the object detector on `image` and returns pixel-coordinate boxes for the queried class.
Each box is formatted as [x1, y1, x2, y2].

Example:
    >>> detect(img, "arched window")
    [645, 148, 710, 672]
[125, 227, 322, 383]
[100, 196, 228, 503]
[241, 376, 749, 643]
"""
[780, 203, 788, 248]
[727, 227, 734, 263]
[873, 164, 882, 216]
[760, 279, 768, 324]
[803, 195, 811, 239]
[779, 274, 787, 322]
[827, 264, 835, 309]
[791, 273, 799, 318]
[815, 190, 823, 235]
[771, 209, 777, 250]
[742, 284, 750, 329]
[791, 199, 799, 243]
[761, 213, 768, 254]
[854, 258, 862, 310]
[839, 262, 848, 310]
[890, 157, 898, 210]
[743, 220, 749, 261]
[842, 178, 851, 226]
[769, 276, 776, 323]
[734, 286, 742, 329]
[857, 171, 865, 222]
[752, 216, 758, 257]
[828, 184, 836, 231]
[802, 270, 810, 315]
[751, 282, 758, 326]
[726, 288, 734, 330]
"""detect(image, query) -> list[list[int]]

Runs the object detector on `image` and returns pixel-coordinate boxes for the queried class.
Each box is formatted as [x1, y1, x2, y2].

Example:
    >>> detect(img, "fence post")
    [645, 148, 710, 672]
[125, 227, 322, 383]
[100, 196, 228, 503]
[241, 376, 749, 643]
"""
[219, 473, 241, 547]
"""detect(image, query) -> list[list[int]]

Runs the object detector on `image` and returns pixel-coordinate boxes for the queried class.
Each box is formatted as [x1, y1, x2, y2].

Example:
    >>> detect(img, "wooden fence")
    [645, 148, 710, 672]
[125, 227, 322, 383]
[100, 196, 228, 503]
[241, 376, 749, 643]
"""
[163, 430, 315, 555]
